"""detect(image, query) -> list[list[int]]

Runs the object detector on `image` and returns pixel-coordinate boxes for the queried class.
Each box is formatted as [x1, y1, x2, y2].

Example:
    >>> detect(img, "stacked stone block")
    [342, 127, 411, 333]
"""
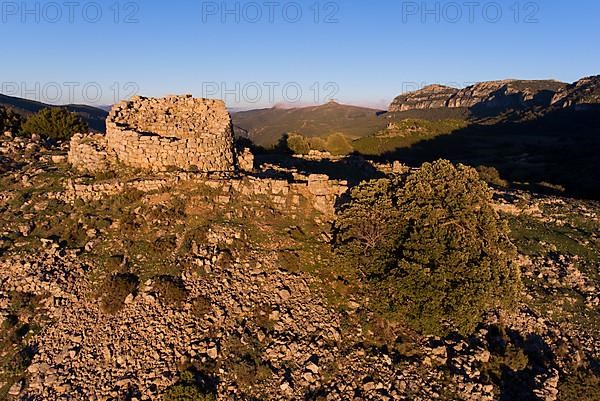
[58, 173, 348, 217]
[68, 133, 112, 172]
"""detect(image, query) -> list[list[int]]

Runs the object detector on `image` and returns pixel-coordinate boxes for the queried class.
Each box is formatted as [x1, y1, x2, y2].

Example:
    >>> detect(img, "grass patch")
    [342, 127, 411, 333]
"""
[352, 119, 467, 155]
[507, 214, 599, 263]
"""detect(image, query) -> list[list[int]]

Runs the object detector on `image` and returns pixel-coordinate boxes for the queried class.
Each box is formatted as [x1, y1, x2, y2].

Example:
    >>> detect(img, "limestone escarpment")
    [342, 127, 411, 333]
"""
[388, 84, 459, 112]
[449, 80, 564, 110]
[389, 80, 567, 113]
[69, 95, 237, 173]
[551, 75, 600, 109]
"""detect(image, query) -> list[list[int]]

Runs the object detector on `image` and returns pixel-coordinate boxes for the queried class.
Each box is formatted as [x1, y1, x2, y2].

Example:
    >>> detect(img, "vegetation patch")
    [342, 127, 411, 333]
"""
[0, 292, 44, 399]
[163, 369, 217, 401]
[98, 273, 140, 314]
[286, 132, 354, 155]
[190, 296, 212, 318]
[352, 119, 468, 155]
[22, 107, 88, 140]
[558, 368, 600, 401]
[477, 165, 509, 188]
[0, 106, 24, 133]
[334, 160, 521, 336]
[152, 275, 189, 306]
[224, 336, 272, 388]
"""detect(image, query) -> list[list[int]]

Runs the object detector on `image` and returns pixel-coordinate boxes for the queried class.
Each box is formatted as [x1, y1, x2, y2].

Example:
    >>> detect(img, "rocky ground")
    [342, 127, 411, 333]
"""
[0, 133, 598, 400]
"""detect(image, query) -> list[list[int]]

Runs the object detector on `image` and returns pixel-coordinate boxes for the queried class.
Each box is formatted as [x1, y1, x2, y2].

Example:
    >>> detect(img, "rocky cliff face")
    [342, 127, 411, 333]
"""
[389, 80, 567, 113]
[449, 80, 564, 110]
[388, 84, 459, 112]
[551, 75, 600, 109]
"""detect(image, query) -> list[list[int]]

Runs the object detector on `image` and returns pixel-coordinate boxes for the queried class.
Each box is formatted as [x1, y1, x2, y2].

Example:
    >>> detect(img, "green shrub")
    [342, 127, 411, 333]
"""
[308, 137, 327, 151]
[98, 273, 139, 314]
[152, 275, 188, 306]
[0, 106, 24, 133]
[226, 337, 272, 387]
[230, 357, 272, 386]
[286, 133, 311, 154]
[482, 345, 529, 381]
[334, 160, 521, 336]
[477, 165, 509, 188]
[190, 296, 212, 318]
[558, 368, 600, 401]
[163, 370, 216, 401]
[334, 177, 401, 275]
[22, 107, 88, 140]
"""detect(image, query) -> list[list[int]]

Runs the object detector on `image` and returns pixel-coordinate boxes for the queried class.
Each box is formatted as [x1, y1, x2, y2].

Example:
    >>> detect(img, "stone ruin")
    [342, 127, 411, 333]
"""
[67, 95, 347, 217]
[69, 95, 241, 173]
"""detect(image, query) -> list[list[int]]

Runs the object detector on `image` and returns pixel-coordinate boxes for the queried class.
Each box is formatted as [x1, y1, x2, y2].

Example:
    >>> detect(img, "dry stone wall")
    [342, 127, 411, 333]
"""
[55, 173, 348, 217]
[68, 133, 112, 172]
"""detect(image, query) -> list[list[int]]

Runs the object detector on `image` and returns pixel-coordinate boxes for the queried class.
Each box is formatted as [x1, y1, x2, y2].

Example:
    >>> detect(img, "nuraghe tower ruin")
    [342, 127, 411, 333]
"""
[69, 95, 237, 173]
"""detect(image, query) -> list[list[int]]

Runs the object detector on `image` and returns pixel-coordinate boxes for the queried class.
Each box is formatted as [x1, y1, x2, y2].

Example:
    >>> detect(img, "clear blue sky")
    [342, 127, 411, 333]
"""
[1, 0, 598, 109]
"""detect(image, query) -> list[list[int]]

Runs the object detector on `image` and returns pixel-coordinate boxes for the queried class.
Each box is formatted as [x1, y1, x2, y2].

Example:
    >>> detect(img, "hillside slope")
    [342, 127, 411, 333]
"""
[0, 134, 598, 400]
[0, 93, 108, 132]
[232, 101, 386, 147]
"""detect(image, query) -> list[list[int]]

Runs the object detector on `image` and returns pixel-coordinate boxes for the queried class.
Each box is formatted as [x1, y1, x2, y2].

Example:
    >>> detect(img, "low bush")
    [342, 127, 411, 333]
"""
[163, 370, 216, 401]
[325, 133, 353, 155]
[477, 165, 509, 187]
[482, 345, 529, 382]
[0, 106, 24, 133]
[308, 136, 327, 151]
[558, 368, 600, 401]
[98, 273, 139, 314]
[286, 134, 311, 155]
[21, 107, 88, 140]
[224, 336, 272, 387]
[152, 275, 188, 306]
[190, 296, 212, 318]
[285, 132, 353, 155]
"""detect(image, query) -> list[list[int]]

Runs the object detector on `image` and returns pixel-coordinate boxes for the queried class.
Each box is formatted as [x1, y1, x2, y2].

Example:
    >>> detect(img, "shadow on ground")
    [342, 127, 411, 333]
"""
[245, 105, 600, 200]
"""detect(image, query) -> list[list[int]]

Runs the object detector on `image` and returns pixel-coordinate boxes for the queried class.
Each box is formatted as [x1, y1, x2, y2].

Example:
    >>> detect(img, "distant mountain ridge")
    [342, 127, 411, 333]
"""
[0, 93, 108, 132]
[389, 79, 568, 115]
[232, 76, 600, 148]
[551, 76, 600, 109]
[2, 76, 599, 141]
